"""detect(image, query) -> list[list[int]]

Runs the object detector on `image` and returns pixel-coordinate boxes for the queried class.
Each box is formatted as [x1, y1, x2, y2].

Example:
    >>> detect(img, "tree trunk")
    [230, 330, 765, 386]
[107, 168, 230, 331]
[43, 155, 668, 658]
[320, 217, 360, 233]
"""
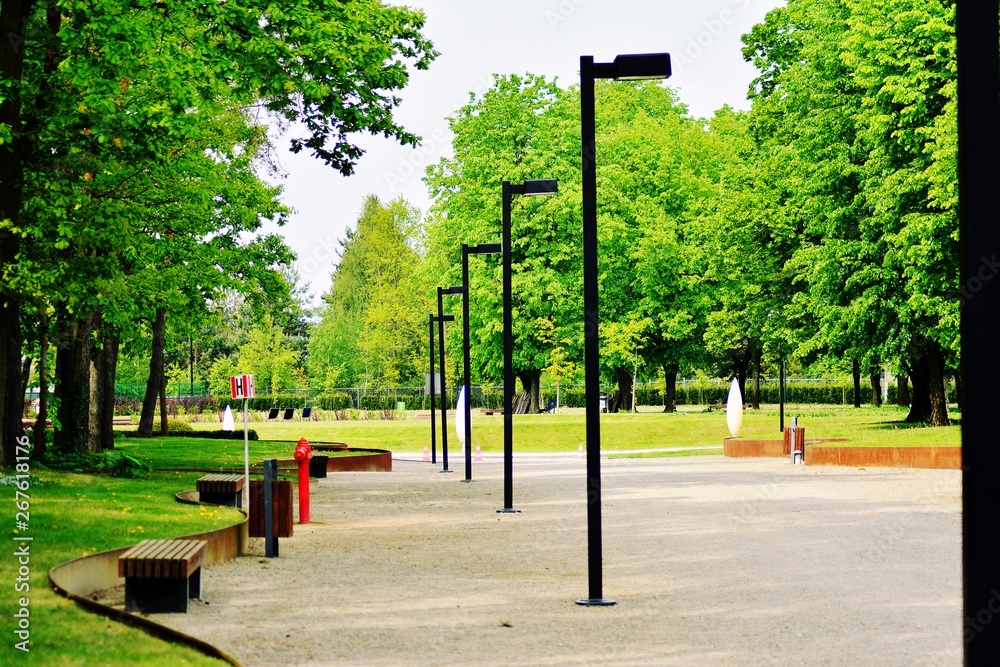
[0, 0, 31, 469]
[0, 292, 24, 467]
[138, 308, 167, 437]
[926, 344, 949, 427]
[88, 341, 103, 453]
[751, 348, 761, 409]
[869, 368, 882, 407]
[615, 367, 633, 412]
[734, 346, 752, 404]
[160, 357, 168, 436]
[54, 314, 95, 455]
[33, 304, 48, 460]
[852, 359, 862, 408]
[906, 355, 933, 423]
[954, 372, 962, 411]
[100, 334, 119, 451]
[662, 364, 677, 413]
[516, 370, 541, 414]
[20, 356, 31, 401]
[897, 375, 910, 407]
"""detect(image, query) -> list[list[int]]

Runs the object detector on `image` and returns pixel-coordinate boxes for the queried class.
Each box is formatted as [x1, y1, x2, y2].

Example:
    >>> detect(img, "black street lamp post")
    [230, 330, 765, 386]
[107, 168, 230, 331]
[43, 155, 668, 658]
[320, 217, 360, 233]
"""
[429, 314, 437, 464]
[428, 313, 454, 464]
[578, 53, 671, 606]
[498, 179, 558, 513]
[779, 358, 786, 433]
[437, 286, 463, 473]
[461, 243, 502, 482]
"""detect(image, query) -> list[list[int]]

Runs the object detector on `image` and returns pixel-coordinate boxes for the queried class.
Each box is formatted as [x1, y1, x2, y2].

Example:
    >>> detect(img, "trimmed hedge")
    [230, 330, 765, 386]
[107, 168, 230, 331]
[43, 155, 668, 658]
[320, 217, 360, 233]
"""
[315, 392, 354, 411]
[560, 381, 956, 407]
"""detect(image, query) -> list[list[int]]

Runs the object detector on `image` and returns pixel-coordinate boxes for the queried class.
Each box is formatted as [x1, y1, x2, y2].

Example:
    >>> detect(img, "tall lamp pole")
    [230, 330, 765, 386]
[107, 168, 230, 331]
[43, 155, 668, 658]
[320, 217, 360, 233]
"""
[779, 357, 785, 433]
[437, 286, 463, 473]
[498, 179, 558, 513]
[462, 243, 502, 482]
[578, 53, 671, 606]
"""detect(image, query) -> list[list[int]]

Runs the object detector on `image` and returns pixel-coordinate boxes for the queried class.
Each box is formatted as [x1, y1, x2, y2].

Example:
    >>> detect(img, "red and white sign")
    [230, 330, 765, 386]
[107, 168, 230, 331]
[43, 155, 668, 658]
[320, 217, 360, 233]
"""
[230, 374, 256, 399]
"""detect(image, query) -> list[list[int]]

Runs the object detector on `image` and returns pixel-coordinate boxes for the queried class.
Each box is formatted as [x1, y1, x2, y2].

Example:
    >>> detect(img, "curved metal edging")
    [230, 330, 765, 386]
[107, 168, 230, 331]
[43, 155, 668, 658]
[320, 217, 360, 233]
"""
[49, 493, 249, 666]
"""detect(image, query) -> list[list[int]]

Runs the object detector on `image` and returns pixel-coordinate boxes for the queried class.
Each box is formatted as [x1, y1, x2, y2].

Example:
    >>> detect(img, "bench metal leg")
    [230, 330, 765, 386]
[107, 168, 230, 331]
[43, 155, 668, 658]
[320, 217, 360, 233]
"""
[124, 569, 201, 613]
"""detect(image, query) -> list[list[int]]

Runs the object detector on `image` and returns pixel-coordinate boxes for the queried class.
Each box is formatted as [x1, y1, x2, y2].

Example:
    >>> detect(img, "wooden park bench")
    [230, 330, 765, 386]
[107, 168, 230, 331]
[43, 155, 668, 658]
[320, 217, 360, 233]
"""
[196, 474, 245, 507]
[118, 538, 208, 613]
[112, 416, 133, 426]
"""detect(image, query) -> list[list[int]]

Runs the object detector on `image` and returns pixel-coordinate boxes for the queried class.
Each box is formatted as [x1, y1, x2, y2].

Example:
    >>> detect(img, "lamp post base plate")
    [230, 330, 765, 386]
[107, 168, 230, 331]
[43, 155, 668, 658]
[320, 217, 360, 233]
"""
[575, 598, 617, 607]
[440, 469, 453, 474]
[461, 479, 475, 483]
[496, 508, 521, 514]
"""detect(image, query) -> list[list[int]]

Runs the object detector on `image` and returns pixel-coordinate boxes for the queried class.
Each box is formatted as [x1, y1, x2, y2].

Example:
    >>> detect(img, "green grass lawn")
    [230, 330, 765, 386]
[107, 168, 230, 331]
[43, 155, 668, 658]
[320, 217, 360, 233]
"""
[1, 470, 240, 666]
[15, 403, 958, 665]
[140, 404, 960, 455]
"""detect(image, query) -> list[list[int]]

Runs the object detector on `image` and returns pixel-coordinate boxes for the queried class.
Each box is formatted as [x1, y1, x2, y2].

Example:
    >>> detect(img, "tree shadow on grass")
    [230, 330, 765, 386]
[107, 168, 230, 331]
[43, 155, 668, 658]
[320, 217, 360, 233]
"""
[871, 419, 961, 430]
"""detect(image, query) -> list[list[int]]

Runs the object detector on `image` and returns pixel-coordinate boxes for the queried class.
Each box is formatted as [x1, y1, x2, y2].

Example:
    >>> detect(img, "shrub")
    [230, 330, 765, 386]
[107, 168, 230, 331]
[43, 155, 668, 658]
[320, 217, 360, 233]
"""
[37, 449, 151, 478]
[94, 452, 153, 478]
[158, 419, 193, 433]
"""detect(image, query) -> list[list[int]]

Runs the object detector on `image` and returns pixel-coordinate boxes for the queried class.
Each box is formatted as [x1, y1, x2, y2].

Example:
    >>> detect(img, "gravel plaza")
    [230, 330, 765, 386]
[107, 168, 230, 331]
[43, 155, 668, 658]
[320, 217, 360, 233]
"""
[151, 452, 962, 666]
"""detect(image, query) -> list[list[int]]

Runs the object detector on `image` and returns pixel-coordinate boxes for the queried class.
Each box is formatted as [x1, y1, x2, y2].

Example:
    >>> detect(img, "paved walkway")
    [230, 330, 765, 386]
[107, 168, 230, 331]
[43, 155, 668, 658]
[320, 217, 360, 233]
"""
[154, 454, 961, 666]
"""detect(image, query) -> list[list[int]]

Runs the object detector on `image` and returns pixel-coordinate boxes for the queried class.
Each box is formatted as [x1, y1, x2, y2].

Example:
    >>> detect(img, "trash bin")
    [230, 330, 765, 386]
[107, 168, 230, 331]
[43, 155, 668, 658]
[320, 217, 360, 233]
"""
[599, 393, 607, 413]
[396, 401, 406, 416]
[309, 455, 329, 478]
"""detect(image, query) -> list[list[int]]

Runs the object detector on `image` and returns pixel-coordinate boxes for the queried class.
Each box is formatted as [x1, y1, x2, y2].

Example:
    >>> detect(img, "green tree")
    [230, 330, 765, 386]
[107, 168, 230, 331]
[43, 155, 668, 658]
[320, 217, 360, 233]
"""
[742, 0, 957, 425]
[1, 0, 437, 463]
[236, 314, 299, 396]
[309, 196, 430, 389]
[425, 74, 581, 412]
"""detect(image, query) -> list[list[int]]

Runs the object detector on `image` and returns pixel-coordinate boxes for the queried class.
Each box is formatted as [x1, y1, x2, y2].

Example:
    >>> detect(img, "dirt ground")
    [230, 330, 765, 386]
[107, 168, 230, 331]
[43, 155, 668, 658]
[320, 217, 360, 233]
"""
[144, 452, 962, 666]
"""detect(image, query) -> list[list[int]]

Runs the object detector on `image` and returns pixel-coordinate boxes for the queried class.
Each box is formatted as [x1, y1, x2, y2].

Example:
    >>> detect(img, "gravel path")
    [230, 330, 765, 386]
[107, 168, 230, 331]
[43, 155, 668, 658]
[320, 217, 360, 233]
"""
[146, 453, 961, 666]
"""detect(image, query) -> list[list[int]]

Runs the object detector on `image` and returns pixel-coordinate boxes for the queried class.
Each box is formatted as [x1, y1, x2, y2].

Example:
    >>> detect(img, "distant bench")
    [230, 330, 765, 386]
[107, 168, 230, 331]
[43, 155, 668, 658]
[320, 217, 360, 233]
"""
[196, 474, 245, 507]
[119, 538, 208, 613]
[112, 416, 133, 426]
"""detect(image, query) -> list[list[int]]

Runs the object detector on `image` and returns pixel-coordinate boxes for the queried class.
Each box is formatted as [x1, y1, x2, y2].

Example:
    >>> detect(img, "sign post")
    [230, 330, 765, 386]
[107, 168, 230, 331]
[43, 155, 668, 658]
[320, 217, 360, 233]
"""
[230, 374, 256, 510]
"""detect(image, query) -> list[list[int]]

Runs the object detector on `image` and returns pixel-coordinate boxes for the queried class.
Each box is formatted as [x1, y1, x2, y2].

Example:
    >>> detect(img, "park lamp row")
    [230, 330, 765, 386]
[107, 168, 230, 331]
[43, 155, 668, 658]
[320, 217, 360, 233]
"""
[428, 49, 671, 609]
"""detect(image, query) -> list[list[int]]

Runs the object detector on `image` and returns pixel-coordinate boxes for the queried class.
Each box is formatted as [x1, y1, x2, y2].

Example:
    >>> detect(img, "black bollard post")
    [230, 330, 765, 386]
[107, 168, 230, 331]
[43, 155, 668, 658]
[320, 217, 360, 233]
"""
[264, 459, 278, 558]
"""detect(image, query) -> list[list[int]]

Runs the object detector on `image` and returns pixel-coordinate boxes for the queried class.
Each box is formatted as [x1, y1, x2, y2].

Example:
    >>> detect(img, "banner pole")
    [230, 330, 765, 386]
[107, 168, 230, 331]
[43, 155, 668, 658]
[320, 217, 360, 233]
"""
[243, 397, 249, 511]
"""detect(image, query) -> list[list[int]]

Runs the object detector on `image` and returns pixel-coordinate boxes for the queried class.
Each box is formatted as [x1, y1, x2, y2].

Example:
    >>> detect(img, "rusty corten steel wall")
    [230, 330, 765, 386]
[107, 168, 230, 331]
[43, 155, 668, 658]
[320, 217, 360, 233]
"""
[805, 446, 962, 470]
[723, 438, 786, 457]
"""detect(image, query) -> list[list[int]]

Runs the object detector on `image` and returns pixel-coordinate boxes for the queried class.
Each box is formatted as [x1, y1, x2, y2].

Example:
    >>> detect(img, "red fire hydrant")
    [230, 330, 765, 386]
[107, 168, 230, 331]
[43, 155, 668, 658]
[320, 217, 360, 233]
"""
[293, 438, 311, 525]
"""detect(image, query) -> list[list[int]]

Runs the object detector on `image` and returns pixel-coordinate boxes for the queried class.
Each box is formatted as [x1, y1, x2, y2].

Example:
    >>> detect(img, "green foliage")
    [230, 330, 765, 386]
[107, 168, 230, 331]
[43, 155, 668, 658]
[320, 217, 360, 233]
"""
[235, 314, 301, 395]
[309, 196, 430, 389]
[738, 0, 957, 424]
[424, 73, 580, 387]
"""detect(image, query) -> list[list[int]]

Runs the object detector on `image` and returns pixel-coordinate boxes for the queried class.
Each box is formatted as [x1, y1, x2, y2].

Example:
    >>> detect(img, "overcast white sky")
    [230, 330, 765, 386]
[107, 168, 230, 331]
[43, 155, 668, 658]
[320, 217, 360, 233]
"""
[264, 0, 786, 305]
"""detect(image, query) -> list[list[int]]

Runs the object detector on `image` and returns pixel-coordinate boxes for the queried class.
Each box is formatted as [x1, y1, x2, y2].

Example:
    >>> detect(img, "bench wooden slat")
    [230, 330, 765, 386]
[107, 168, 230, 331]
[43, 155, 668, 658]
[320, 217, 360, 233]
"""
[119, 539, 208, 579]
[197, 474, 245, 494]
[145, 541, 177, 578]
[157, 541, 189, 578]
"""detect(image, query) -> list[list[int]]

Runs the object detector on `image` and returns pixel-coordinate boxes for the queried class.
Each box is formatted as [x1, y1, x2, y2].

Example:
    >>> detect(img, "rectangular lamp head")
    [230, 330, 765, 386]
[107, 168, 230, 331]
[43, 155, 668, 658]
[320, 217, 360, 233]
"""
[440, 285, 465, 295]
[522, 179, 559, 196]
[613, 53, 672, 81]
[474, 243, 502, 254]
